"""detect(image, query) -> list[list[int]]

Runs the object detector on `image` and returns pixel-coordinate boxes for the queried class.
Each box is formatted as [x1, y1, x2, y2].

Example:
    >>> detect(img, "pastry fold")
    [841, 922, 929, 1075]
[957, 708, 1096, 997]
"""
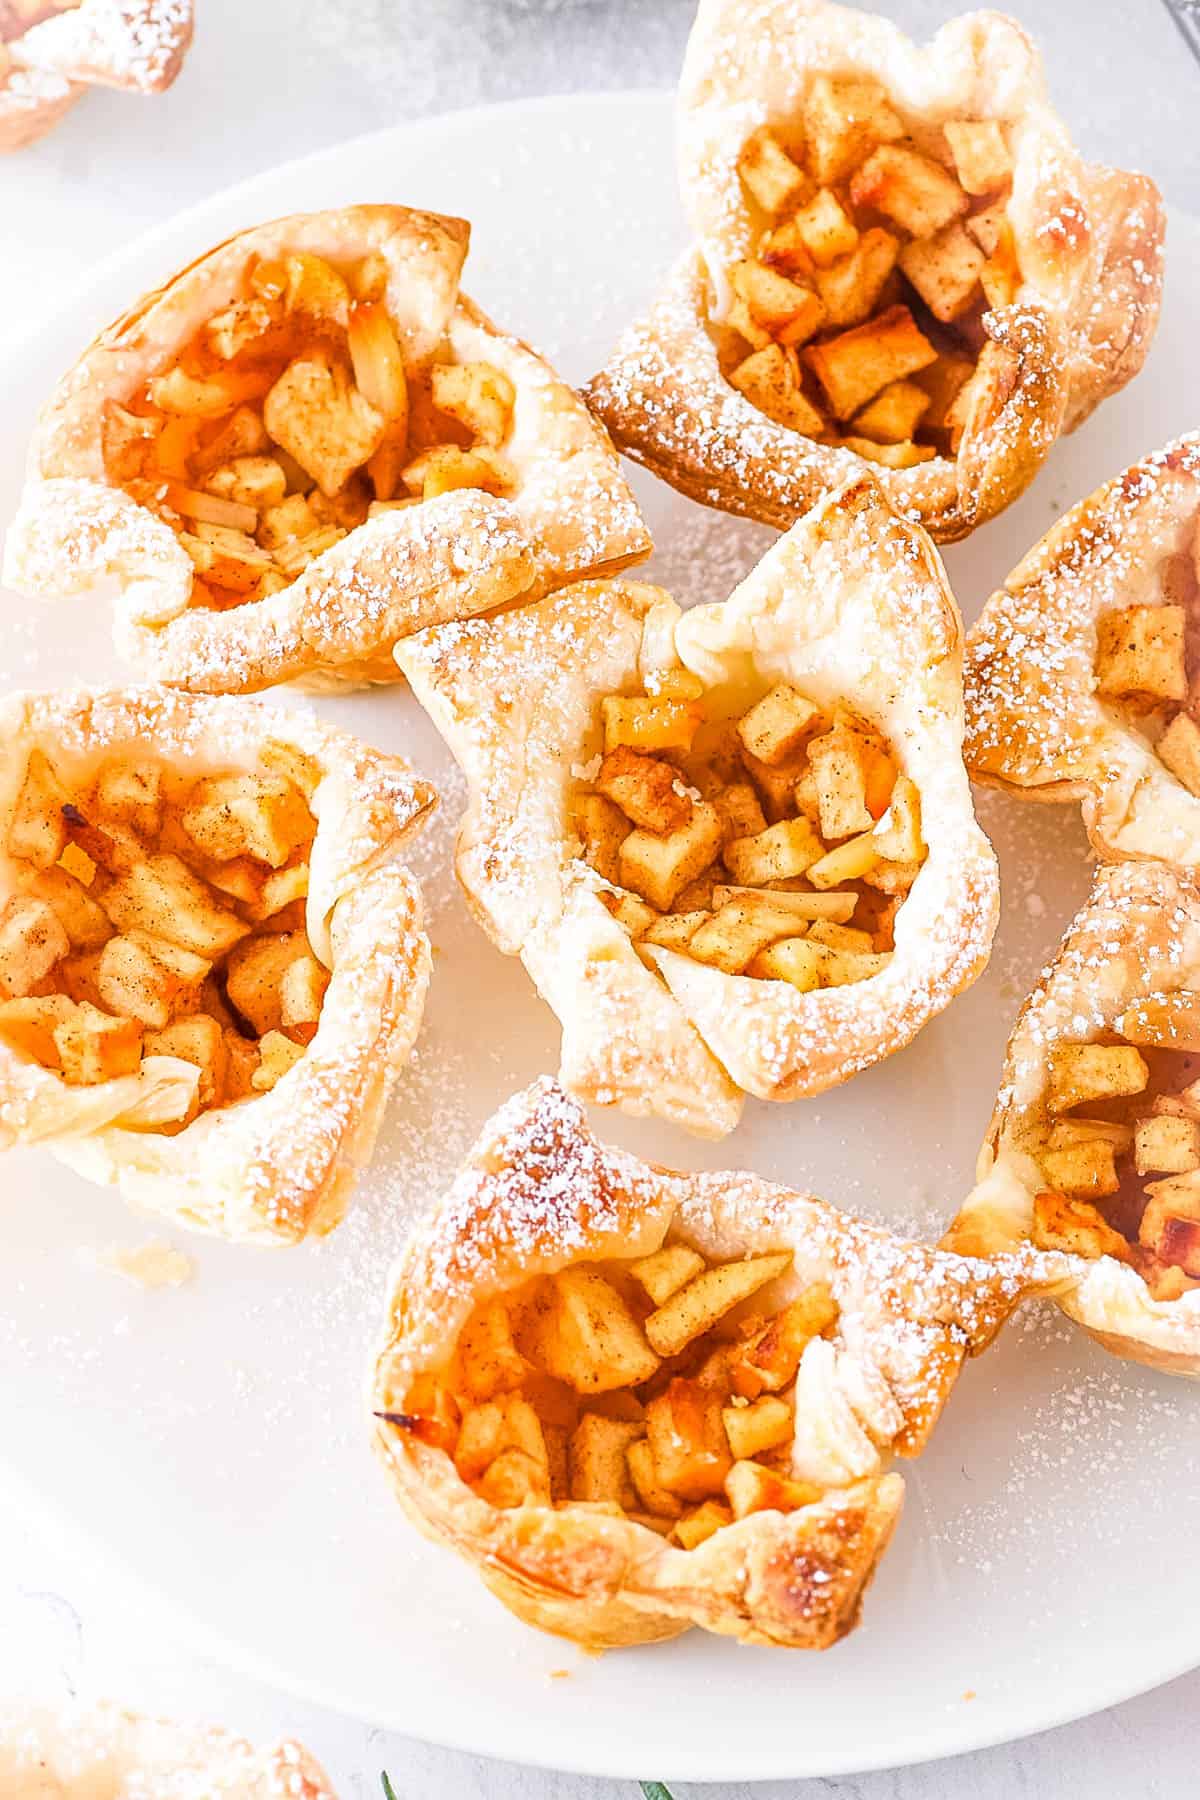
[966, 435, 1200, 869]
[372, 1078, 1037, 1651]
[0, 684, 435, 1243]
[946, 860, 1200, 1376]
[0, 1, 193, 150]
[585, 0, 1163, 542]
[5, 204, 649, 694]
[0, 1702, 337, 1798]
[397, 475, 997, 1137]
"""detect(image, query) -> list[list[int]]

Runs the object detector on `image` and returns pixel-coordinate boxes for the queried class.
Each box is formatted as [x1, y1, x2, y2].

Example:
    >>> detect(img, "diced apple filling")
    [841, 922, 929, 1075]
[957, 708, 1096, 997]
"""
[101, 249, 518, 610]
[1090, 594, 1200, 798]
[726, 87, 1018, 462]
[572, 673, 926, 992]
[1030, 1004, 1200, 1294]
[392, 1231, 844, 1544]
[0, 743, 328, 1121]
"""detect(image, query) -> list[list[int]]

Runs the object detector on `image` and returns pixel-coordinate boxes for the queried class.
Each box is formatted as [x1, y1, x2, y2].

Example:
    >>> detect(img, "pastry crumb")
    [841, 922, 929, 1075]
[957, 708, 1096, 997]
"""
[98, 1240, 195, 1290]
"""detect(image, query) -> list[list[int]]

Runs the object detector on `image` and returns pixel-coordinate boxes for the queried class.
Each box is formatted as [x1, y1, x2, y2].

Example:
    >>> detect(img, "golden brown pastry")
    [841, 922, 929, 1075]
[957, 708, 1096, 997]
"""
[966, 435, 1200, 869]
[0, 1701, 337, 1797]
[585, 0, 1163, 542]
[0, 1, 193, 151]
[397, 474, 998, 1138]
[372, 1078, 1039, 1651]
[946, 859, 1200, 1376]
[4, 204, 650, 694]
[0, 684, 436, 1243]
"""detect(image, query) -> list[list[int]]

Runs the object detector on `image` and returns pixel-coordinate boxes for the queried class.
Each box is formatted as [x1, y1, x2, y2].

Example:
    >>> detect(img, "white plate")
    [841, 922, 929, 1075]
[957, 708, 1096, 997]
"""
[1, 92, 1199, 1783]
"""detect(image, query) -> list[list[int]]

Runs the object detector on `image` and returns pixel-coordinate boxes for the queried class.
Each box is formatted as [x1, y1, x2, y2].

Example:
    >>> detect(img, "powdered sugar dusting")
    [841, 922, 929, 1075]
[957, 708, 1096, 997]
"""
[0, 1, 192, 147]
[965, 434, 1200, 804]
[0, 1701, 337, 1798]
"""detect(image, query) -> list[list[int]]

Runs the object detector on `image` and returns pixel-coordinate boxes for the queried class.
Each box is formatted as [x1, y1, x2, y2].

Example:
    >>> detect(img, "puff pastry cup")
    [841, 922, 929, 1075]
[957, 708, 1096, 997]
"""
[0, 1702, 337, 1798]
[0, 684, 436, 1244]
[371, 1078, 1038, 1651]
[946, 860, 1200, 1377]
[585, 0, 1164, 543]
[4, 204, 650, 696]
[0, 1, 193, 152]
[965, 436, 1200, 870]
[398, 475, 998, 1139]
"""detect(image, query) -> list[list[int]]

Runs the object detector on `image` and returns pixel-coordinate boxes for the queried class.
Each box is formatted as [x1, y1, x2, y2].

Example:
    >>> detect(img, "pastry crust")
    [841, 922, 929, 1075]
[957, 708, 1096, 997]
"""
[371, 1078, 1038, 1651]
[0, 684, 436, 1244]
[0, 1, 193, 151]
[585, 0, 1164, 543]
[945, 860, 1200, 1377]
[965, 435, 1200, 868]
[397, 475, 997, 1136]
[0, 1701, 337, 1797]
[4, 204, 649, 695]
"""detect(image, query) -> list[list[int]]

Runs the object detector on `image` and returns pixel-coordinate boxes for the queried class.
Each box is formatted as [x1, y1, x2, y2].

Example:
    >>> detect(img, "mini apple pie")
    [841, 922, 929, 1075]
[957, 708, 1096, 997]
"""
[946, 859, 1200, 1376]
[585, 0, 1163, 543]
[372, 1078, 1035, 1650]
[0, 1702, 338, 1798]
[398, 475, 997, 1137]
[5, 204, 649, 695]
[0, 1, 193, 151]
[966, 435, 1200, 870]
[0, 685, 436, 1243]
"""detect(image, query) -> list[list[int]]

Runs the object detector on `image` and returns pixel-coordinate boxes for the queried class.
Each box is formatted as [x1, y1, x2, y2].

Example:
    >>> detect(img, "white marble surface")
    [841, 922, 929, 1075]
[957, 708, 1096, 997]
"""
[2, 1, 1200, 1793]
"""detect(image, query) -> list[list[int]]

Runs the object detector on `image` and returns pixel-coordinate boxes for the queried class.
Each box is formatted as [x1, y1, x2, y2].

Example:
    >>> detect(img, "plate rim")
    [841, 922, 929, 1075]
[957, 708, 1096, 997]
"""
[4, 86, 1200, 1782]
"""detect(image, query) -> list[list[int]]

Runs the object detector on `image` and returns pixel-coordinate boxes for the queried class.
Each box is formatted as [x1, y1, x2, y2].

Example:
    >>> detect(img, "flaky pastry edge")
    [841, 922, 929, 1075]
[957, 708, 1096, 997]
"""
[965, 434, 1200, 869]
[945, 859, 1200, 1377]
[370, 1077, 1038, 1650]
[398, 476, 998, 1134]
[585, 0, 1163, 542]
[4, 204, 649, 695]
[0, 683, 436, 1244]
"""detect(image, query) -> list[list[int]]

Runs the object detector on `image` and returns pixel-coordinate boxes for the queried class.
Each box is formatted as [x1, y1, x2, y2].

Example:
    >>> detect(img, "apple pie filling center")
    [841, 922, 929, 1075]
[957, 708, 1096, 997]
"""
[1030, 1010, 1200, 1299]
[100, 249, 518, 612]
[574, 671, 926, 990]
[395, 1235, 844, 1545]
[723, 81, 1018, 466]
[0, 741, 330, 1119]
[1091, 535, 1200, 797]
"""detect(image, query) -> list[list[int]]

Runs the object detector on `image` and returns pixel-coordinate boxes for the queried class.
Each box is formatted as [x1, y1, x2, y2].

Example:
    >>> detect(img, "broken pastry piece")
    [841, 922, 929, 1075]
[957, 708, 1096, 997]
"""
[0, 685, 436, 1243]
[5, 204, 649, 694]
[0, 1, 193, 151]
[372, 1079, 1036, 1651]
[966, 435, 1200, 871]
[586, 0, 1163, 542]
[0, 1701, 338, 1799]
[946, 860, 1200, 1376]
[398, 474, 997, 1138]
